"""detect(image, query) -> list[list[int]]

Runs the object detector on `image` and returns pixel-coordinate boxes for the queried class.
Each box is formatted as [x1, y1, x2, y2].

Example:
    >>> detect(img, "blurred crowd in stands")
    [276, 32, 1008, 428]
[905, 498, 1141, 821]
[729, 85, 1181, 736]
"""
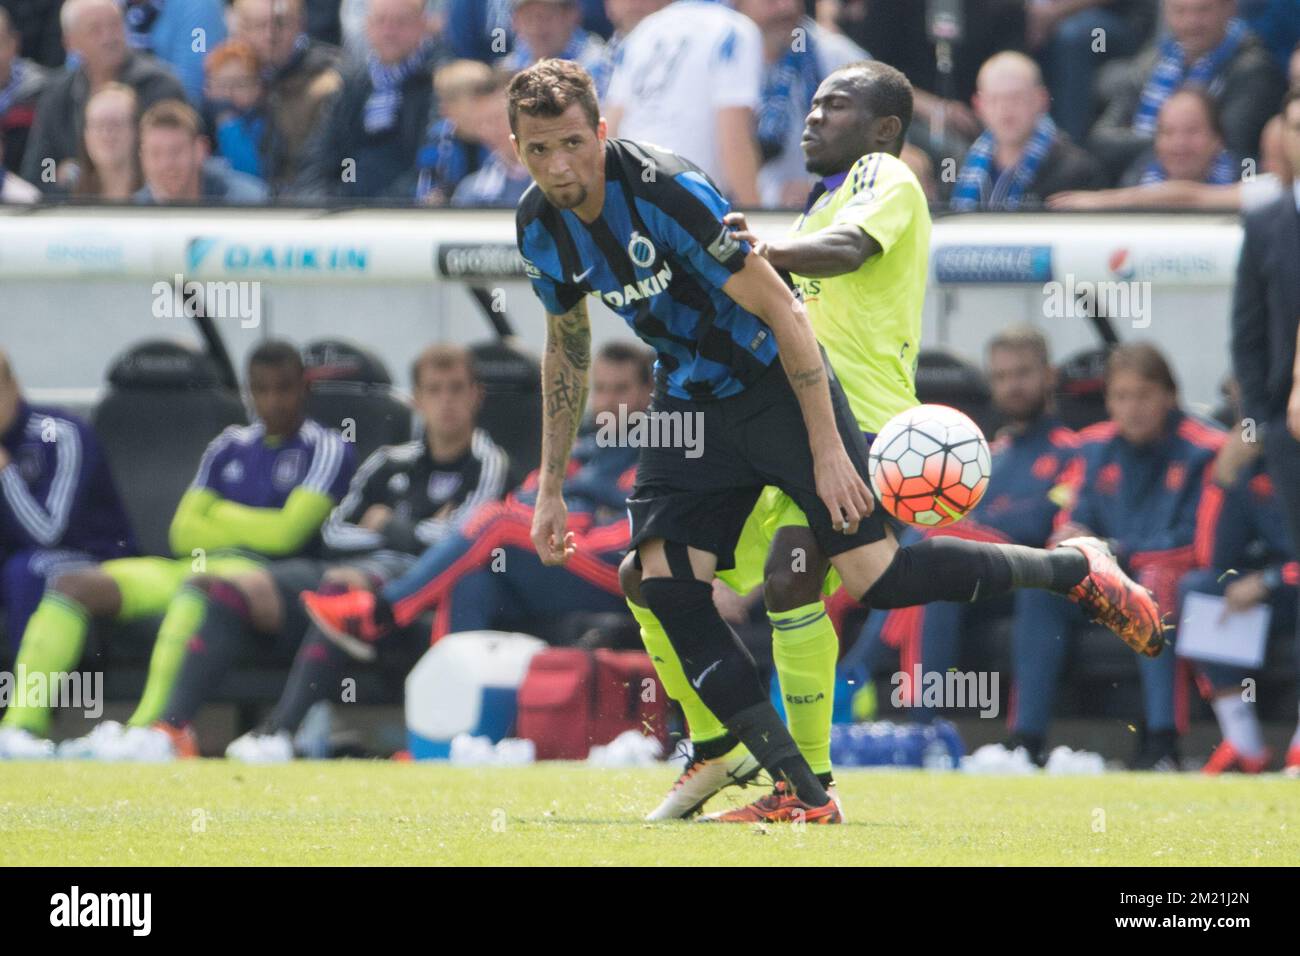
[0, 0, 1295, 209]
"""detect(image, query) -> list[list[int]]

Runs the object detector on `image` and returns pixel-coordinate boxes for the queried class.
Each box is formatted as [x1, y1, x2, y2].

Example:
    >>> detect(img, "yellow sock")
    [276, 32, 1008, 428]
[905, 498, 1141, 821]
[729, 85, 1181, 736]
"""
[627, 598, 728, 744]
[770, 601, 837, 775]
[1, 593, 90, 735]
[128, 585, 208, 727]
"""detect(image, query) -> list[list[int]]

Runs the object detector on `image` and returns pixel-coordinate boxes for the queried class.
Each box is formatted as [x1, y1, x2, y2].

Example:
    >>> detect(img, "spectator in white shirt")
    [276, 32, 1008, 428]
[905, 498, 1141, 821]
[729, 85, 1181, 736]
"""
[604, 0, 762, 205]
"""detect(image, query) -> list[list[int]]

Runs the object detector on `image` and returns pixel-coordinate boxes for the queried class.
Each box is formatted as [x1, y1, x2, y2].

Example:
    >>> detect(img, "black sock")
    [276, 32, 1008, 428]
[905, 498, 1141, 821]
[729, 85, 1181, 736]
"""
[859, 537, 1087, 608]
[817, 771, 835, 790]
[640, 577, 767, 718]
[640, 577, 827, 805]
[1002, 543, 1088, 593]
[692, 733, 740, 761]
[729, 704, 830, 806]
[161, 582, 251, 727]
[264, 628, 346, 734]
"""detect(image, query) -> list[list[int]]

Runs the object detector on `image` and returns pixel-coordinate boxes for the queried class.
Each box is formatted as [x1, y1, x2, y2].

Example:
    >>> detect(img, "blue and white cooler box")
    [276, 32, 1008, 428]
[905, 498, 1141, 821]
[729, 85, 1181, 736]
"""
[405, 631, 547, 759]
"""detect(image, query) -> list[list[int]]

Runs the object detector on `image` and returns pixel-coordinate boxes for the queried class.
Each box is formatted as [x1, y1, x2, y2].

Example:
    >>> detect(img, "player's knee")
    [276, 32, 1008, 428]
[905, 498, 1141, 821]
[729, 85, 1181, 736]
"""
[640, 575, 713, 626]
[764, 528, 828, 611]
[618, 552, 644, 606]
[763, 565, 823, 613]
[50, 569, 114, 614]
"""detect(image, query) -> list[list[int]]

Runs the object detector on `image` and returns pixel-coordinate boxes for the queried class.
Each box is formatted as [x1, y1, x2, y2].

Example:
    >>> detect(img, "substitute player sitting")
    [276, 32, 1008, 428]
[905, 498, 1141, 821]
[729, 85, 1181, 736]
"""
[0, 341, 354, 759]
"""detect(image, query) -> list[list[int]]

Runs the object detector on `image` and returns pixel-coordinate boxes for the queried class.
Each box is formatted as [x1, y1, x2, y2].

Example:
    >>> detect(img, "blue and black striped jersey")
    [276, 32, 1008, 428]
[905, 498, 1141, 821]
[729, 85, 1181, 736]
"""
[516, 138, 779, 401]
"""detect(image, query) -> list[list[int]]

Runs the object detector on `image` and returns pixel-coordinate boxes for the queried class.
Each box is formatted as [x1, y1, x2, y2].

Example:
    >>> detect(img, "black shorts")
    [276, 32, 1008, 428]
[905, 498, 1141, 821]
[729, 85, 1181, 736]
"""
[626, 356, 887, 571]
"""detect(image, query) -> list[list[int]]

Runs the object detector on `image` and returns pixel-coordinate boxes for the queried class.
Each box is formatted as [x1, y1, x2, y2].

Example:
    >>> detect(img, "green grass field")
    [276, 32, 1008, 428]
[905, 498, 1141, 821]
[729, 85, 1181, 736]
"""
[2, 762, 1295, 866]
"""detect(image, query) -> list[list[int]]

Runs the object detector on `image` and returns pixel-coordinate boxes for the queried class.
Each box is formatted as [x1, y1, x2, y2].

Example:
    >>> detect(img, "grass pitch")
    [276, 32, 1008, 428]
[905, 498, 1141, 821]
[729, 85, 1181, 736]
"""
[2, 761, 1295, 866]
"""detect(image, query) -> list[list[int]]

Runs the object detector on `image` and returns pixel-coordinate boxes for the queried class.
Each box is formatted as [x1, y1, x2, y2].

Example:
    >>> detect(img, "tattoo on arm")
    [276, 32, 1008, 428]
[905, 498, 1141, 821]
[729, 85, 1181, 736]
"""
[789, 366, 824, 391]
[541, 300, 591, 485]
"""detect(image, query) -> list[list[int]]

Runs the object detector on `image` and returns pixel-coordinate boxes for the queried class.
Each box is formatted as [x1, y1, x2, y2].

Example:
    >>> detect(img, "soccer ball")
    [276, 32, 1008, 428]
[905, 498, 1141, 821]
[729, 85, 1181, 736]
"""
[867, 404, 991, 528]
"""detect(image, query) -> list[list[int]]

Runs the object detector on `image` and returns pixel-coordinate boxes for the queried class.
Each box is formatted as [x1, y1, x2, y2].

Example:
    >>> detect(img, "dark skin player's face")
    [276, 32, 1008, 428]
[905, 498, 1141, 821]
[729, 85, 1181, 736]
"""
[801, 73, 901, 177]
[248, 363, 308, 438]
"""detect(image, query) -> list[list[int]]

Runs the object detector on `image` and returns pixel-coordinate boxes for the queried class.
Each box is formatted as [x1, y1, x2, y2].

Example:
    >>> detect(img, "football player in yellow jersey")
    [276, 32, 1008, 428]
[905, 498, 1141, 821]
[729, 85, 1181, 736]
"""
[625, 61, 1162, 822]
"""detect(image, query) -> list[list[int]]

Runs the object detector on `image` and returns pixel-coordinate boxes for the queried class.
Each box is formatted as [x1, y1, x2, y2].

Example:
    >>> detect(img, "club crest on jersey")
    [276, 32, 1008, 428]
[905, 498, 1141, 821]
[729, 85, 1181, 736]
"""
[428, 471, 463, 502]
[273, 449, 306, 490]
[221, 459, 245, 485]
[627, 231, 656, 268]
[387, 472, 410, 495]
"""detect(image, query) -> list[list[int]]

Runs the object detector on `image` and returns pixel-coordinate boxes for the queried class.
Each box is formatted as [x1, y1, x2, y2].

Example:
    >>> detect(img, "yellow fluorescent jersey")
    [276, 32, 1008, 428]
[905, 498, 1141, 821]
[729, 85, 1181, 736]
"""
[789, 151, 931, 434]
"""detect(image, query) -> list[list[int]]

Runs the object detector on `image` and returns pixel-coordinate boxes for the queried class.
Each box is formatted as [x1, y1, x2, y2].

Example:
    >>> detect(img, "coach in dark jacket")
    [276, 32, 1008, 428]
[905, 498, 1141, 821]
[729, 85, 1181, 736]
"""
[1089, 2, 1284, 183]
[1231, 87, 1300, 566]
[291, 0, 441, 200]
[20, 0, 184, 190]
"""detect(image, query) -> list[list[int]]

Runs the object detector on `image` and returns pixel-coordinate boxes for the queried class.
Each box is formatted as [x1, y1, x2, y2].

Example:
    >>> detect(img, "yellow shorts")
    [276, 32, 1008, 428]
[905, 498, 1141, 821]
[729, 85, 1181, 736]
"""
[102, 553, 264, 620]
[715, 487, 842, 598]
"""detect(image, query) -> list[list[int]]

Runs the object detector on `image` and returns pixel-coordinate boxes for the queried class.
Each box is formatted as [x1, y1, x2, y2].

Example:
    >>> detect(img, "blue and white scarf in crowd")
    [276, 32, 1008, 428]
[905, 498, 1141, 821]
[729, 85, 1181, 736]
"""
[1139, 149, 1238, 186]
[414, 117, 490, 203]
[364, 38, 435, 135]
[950, 114, 1059, 211]
[757, 20, 823, 162]
[1134, 18, 1248, 136]
[0, 59, 27, 117]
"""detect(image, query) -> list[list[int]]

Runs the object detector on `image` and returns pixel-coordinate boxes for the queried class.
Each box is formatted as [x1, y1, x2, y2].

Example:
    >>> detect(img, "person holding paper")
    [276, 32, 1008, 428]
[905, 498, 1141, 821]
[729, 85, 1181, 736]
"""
[1182, 409, 1300, 775]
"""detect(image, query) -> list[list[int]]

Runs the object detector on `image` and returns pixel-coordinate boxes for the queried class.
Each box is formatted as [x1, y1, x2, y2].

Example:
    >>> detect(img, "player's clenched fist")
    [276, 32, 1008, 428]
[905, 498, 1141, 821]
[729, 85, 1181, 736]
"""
[531, 492, 576, 566]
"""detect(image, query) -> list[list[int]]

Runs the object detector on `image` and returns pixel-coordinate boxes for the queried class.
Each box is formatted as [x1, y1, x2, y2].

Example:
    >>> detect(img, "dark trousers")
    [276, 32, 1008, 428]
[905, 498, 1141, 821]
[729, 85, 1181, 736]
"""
[1265, 417, 1300, 561]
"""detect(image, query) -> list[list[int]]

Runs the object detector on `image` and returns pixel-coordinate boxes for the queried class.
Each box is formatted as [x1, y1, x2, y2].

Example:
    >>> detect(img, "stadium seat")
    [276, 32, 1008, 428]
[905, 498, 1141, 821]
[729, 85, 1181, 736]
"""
[92, 340, 247, 558]
[1054, 347, 1110, 431]
[302, 339, 413, 467]
[469, 339, 542, 491]
[914, 348, 995, 436]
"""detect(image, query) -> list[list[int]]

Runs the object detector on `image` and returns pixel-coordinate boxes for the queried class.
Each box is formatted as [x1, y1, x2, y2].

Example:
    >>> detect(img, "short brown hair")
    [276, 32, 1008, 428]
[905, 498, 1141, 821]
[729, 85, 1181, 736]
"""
[139, 99, 202, 140]
[987, 324, 1050, 366]
[506, 58, 599, 135]
[1160, 85, 1224, 141]
[411, 344, 479, 390]
[597, 341, 654, 386]
[1105, 342, 1177, 394]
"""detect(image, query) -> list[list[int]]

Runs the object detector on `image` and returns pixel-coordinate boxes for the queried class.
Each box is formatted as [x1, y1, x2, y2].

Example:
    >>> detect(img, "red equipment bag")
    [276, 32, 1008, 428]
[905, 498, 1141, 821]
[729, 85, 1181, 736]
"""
[517, 648, 668, 759]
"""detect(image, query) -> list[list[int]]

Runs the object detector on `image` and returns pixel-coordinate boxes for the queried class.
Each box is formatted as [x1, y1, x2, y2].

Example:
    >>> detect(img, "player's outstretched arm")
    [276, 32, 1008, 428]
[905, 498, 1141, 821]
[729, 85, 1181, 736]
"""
[532, 299, 591, 565]
[725, 212, 879, 279]
[723, 252, 874, 531]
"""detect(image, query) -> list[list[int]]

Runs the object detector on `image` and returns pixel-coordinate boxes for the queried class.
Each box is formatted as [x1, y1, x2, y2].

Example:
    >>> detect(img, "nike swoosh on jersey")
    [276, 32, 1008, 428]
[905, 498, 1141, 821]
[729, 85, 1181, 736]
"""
[572, 266, 595, 284]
